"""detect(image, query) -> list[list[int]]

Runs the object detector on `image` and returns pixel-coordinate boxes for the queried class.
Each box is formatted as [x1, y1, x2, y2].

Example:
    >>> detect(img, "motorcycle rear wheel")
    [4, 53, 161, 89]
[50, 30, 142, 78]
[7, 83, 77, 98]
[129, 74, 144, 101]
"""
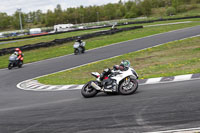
[119, 78, 138, 95]
[81, 81, 98, 98]
[18, 61, 23, 68]
[81, 47, 85, 53]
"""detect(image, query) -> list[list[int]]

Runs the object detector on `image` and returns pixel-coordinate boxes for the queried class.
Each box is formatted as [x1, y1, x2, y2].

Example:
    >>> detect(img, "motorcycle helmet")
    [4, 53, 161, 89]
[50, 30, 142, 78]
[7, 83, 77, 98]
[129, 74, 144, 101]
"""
[77, 36, 81, 40]
[120, 60, 130, 70]
[113, 65, 119, 71]
[14, 51, 18, 55]
[15, 48, 20, 52]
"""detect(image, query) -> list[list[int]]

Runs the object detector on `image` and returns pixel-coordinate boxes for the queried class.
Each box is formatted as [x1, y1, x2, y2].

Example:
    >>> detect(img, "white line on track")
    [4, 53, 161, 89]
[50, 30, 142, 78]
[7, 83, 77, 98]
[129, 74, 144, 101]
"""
[139, 77, 200, 86]
[146, 127, 200, 133]
[144, 21, 192, 28]
[174, 74, 193, 81]
[145, 77, 162, 84]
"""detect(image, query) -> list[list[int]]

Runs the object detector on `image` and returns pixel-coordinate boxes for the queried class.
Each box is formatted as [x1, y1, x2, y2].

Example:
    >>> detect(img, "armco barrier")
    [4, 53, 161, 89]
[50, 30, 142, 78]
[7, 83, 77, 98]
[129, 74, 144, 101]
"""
[1, 15, 200, 42]
[0, 26, 143, 56]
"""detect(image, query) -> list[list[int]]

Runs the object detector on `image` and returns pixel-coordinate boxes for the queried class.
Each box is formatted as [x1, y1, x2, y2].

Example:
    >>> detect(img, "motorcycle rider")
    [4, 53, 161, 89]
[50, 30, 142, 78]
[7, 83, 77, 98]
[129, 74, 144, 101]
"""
[100, 60, 131, 88]
[76, 36, 82, 44]
[14, 48, 23, 62]
[75, 36, 85, 52]
[113, 60, 131, 71]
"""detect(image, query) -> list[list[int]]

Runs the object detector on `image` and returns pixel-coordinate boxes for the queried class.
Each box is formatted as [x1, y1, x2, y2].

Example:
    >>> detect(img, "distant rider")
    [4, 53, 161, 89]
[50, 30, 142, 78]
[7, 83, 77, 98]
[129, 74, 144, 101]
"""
[76, 36, 82, 44]
[14, 48, 23, 61]
[76, 36, 85, 52]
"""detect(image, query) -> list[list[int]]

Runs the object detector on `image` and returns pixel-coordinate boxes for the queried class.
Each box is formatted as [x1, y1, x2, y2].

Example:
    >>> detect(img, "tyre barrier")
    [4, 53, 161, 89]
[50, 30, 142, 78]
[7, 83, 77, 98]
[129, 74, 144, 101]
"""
[1, 15, 200, 42]
[0, 26, 143, 56]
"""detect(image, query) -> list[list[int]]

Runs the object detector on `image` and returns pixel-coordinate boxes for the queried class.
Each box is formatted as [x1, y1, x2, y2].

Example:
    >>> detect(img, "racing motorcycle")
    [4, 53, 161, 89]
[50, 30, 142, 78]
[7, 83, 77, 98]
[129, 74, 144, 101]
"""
[8, 52, 24, 70]
[73, 42, 85, 55]
[81, 66, 139, 98]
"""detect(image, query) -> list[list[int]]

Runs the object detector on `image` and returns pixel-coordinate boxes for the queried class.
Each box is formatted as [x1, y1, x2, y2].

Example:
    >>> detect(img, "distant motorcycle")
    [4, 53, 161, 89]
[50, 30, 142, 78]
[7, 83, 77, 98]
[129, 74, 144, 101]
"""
[73, 42, 85, 55]
[8, 53, 23, 70]
[81, 66, 139, 98]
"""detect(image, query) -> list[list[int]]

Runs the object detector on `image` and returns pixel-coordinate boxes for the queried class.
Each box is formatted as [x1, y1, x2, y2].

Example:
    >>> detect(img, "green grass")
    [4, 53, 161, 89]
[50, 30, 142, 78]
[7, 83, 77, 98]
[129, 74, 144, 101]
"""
[37, 36, 200, 85]
[0, 21, 199, 69]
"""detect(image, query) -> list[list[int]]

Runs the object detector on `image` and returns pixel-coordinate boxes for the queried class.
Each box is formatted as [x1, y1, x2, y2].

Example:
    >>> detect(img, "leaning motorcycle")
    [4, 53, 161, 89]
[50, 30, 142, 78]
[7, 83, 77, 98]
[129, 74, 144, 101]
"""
[81, 67, 139, 98]
[73, 42, 85, 55]
[8, 53, 24, 70]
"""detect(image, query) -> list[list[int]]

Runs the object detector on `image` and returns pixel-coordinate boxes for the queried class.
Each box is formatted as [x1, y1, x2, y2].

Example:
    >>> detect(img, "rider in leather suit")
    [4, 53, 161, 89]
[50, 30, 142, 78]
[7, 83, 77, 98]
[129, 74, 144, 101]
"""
[76, 36, 85, 52]
[100, 60, 131, 89]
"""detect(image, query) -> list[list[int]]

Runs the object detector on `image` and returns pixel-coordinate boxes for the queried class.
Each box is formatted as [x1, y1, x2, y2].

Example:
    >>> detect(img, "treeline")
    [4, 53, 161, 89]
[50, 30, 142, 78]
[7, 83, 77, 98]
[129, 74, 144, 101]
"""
[0, 0, 200, 30]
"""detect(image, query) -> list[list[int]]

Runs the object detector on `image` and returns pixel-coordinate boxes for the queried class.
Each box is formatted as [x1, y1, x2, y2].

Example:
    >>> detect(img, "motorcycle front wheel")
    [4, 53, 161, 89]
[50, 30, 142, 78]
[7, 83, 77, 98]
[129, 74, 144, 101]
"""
[81, 81, 98, 98]
[119, 78, 138, 95]
[74, 49, 79, 55]
[8, 63, 13, 70]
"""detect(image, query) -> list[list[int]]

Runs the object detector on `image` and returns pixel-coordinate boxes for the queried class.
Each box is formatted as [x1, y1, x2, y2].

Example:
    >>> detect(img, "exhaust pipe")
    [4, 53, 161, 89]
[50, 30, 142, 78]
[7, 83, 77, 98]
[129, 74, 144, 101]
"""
[91, 82, 101, 90]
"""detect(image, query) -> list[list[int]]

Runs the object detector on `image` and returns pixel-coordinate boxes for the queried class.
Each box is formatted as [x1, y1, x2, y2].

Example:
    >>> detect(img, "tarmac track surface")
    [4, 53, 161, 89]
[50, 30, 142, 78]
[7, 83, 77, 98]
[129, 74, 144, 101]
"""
[0, 26, 200, 133]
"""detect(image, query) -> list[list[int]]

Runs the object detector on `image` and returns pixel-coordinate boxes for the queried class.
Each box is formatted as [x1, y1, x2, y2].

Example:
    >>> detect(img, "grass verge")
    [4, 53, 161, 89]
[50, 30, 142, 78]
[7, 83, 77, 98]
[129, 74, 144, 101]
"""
[0, 21, 199, 69]
[37, 36, 200, 85]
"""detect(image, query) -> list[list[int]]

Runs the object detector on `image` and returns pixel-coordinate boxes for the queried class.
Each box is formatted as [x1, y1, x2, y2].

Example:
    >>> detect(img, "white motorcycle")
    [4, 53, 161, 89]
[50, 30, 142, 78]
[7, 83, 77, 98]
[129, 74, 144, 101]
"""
[73, 42, 85, 55]
[8, 52, 24, 70]
[81, 66, 139, 98]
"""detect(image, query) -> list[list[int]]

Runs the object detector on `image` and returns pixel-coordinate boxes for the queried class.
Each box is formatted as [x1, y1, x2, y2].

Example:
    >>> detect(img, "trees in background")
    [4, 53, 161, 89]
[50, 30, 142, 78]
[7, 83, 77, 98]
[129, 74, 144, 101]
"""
[0, 13, 12, 29]
[0, 0, 199, 31]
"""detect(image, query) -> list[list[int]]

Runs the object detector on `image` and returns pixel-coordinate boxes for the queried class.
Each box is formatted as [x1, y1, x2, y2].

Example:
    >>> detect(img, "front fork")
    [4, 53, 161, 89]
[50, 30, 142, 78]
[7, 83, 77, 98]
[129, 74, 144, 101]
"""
[123, 77, 133, 90]
[123, 77, 130, 86]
